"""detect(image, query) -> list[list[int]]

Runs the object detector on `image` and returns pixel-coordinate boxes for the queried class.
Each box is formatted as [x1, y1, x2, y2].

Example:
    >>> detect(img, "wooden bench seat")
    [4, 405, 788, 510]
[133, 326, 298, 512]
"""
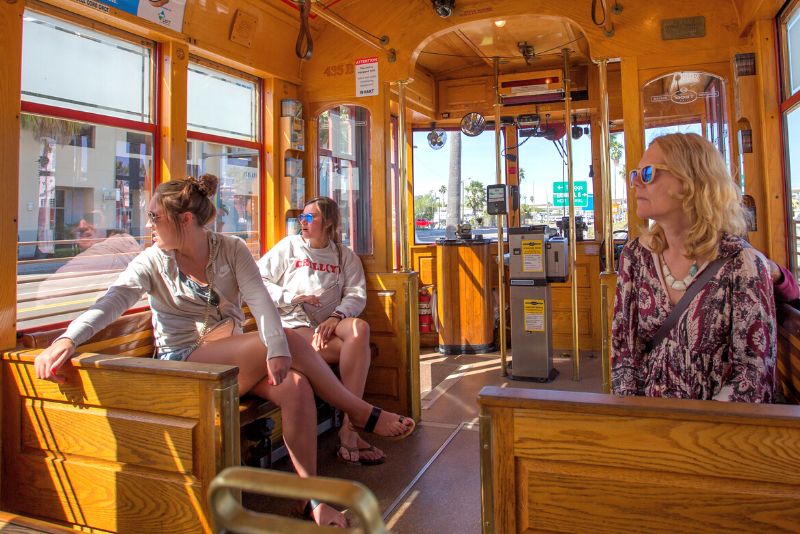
[18, 311, 277, 430]
[1, 310, 280, 533]
[478, 387, 800, 533]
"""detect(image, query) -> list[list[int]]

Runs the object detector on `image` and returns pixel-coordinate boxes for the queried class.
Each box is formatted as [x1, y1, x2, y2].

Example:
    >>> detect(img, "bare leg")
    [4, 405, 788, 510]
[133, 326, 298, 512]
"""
[188, 336, 346, 527]
[283, 328, 413, 438]
[294, 320, 383, 463]
[189, 331, 413, 437]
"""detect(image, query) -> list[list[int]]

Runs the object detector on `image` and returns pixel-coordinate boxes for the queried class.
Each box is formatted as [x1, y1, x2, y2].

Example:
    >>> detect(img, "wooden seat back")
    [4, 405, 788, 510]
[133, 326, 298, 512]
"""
[478, 387, 800, 533]
[2, 309, 272, 532]
[777, 303, 800, 404]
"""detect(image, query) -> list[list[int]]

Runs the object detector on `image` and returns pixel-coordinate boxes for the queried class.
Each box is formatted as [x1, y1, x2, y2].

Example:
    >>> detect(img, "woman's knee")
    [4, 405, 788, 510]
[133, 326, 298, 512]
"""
[350, 318, 370, 342]
[277, 371, 314, 410]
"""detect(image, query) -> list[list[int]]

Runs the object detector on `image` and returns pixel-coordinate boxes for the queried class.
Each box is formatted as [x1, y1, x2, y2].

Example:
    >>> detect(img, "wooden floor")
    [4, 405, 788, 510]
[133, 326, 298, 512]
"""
[256, 351, 604, 533]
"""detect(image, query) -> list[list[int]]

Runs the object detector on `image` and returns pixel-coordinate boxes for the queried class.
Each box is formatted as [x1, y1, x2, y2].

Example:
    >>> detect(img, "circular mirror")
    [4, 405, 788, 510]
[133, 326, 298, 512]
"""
[427, 129, 447, 149]
[460, 112, 486, 137]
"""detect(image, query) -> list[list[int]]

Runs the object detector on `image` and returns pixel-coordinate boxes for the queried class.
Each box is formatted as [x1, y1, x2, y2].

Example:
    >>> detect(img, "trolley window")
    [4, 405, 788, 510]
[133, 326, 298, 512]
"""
[187, 61, 261, 256]
[17, 10, 155, 331]
[317, 105, 373, 254]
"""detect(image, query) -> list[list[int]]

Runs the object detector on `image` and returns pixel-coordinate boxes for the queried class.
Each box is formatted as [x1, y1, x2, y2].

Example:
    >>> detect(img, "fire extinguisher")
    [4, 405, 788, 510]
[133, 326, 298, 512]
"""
[418, 287, 433, 333]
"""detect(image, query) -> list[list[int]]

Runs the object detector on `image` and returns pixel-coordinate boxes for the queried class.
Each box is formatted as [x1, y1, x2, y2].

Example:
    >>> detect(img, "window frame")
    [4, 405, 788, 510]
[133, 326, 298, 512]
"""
[316, 104, 373, 255]
[186, 57, 265, 255]
[18, 8, 158, 333]
[779, 0, 800, 281]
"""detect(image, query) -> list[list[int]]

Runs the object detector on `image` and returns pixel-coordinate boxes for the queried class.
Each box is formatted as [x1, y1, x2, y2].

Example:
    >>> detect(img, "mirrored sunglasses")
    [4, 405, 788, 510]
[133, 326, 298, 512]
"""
[629, 163, 671, 187]
[297, 213, 314, 224]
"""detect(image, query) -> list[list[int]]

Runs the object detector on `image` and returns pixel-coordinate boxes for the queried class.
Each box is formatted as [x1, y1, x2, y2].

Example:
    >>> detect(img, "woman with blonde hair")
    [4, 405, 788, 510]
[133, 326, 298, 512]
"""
[611, 133, 776, 402]
[34, 176, 413, 527]
[259, 196, 385, 465]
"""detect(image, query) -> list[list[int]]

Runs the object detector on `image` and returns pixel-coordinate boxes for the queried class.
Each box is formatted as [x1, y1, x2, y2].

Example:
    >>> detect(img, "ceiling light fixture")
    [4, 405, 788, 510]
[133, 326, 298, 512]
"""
[494, 20, 506, 27]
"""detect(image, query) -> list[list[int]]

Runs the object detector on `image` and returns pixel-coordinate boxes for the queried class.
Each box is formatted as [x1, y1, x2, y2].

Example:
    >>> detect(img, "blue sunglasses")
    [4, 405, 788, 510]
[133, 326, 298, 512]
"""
[629, 163, 671, 187]
[297, 213, 315, 224]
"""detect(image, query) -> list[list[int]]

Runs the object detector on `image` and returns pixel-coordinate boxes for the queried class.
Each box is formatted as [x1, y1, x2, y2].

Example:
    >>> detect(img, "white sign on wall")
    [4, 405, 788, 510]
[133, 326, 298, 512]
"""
[355, 56, 379, 97]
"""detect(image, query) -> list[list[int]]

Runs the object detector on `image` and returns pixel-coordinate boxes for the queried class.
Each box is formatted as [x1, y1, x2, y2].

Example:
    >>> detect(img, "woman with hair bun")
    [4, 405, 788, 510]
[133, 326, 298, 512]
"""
[612, 133, 776, 403]
[34, 174, 414, 528]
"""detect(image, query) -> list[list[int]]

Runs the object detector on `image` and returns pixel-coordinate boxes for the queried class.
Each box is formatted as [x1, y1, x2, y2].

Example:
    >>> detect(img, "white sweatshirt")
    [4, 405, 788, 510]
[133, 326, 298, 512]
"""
[257, 235, 367, 328]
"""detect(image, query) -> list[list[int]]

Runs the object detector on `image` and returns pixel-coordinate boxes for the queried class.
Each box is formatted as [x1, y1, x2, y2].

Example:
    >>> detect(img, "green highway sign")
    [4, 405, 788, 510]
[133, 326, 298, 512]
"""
[553, 181, 588, 207]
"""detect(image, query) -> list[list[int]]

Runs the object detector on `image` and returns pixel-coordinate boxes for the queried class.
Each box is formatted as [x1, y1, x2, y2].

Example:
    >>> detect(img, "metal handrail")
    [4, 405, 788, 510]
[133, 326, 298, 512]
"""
[208, 467, 390, 534]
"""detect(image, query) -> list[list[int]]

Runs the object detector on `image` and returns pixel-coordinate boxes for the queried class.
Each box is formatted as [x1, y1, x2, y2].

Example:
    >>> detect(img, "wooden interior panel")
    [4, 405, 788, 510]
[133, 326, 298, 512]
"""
[437, 76, 493, 116]
[364, 366, 400, 399]
[550, 288, 593, 311]
[513, 410, 800, 485]
[363, 273, 419, 418]
[2, 352, 237, 533]
[363, 290, 397, 335]
[436, 243, 493, 350]
[518, 460, 800, 533]
[21, 400, 196, 474]
[7, 455, 206, 533]
[479, 388, 800, 534]
[417, 256, 436, 288]
[778, 303, 800, 404]
[551, 309, 592, 337]
[4, 357, 203, 419]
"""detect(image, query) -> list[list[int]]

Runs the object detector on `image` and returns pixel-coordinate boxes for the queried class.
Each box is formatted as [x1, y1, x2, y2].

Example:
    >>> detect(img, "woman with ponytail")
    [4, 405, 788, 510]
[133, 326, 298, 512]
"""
[34, 175, 414, 528]
[258, 196, 384, 466]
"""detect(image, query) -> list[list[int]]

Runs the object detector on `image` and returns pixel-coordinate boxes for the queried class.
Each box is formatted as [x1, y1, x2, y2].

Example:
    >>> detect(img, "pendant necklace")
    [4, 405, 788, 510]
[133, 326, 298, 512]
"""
[661, 255, 698, 291]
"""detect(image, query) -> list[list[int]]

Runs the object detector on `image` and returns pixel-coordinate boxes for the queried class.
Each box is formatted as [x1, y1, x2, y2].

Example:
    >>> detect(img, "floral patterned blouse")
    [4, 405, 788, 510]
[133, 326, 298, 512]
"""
[611, 233, 776, 403]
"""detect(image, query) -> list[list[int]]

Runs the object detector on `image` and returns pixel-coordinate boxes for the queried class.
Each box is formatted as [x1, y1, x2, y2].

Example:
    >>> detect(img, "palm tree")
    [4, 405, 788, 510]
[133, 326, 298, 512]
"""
[446, 132, 461, 231]
[438, 184, 446, 225]
[610, 135, 624, 203]
[21, 115, 82, 257]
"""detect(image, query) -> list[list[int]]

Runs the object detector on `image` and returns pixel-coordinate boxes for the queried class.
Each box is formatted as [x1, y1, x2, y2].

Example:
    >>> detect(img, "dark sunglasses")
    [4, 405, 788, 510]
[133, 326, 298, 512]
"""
[629, 163, 671, 187]
[297, 213, 315, 224]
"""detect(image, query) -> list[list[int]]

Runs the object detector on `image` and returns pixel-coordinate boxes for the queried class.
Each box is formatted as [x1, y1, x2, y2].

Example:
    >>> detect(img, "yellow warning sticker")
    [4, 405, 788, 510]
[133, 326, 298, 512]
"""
[523, 299, 545, 332]
[521, 239, 544, 272]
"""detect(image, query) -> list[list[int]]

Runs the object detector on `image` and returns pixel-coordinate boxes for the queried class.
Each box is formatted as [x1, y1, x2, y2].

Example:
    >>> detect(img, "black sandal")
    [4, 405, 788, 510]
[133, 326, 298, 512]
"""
[359, 406, 415, 441]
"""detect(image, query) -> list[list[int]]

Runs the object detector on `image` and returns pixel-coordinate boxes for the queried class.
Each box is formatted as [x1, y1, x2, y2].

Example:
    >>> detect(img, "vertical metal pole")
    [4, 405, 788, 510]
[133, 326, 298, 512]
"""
[397, 80, 410, 272]
[563, 49, 580, 381]
[597, 59, 614, 393]
[493, 58, 508, 376]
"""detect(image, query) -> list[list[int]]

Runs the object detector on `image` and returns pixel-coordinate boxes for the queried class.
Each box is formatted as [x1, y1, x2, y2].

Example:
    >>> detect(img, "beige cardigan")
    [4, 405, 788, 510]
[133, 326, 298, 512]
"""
[62, 231, 291, 359]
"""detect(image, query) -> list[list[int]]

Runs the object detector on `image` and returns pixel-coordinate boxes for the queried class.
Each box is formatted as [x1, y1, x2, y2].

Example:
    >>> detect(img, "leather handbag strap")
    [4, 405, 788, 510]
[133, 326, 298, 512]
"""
[644, 255, 731, 353]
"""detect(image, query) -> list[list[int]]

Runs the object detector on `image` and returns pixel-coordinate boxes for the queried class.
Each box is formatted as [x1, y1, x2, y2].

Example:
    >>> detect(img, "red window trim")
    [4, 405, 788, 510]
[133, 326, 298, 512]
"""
[21, 306, 150, 335]
[21, 101, 156, 133]
[781, 90, 800, 113]
[258, 78, 267, 255]
[187, 129, 261, 150]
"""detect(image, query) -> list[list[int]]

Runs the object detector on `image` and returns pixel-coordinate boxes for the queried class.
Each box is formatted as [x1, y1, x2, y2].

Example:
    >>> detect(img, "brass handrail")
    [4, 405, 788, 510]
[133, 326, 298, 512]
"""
[208, 467, 390, 534]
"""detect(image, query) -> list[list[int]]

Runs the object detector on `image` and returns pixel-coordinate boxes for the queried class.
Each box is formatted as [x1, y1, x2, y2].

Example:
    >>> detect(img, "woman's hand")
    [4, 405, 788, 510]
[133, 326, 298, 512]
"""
[267, 356, 291, 386]
[291, 294, 321, 306]
[312, 317, 340, 350]
[34, 337, 76, 383]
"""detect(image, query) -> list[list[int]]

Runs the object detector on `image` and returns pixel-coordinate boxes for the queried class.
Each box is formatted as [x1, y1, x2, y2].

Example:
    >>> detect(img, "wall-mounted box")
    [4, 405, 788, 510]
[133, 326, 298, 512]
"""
[281, 117, 304, 151]
[290, 177, 305, 209]
[281, 99, 303, 118]
[285, 156, 303, 177]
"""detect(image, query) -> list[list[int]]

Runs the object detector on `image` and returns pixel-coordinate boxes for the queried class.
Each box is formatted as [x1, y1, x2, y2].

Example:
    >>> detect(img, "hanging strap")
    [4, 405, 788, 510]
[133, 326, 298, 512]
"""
[643, 255, 732, 353]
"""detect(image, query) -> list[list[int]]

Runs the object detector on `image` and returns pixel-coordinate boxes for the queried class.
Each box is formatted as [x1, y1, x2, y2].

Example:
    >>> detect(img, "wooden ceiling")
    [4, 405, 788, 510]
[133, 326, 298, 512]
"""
[414, 15, 590, 80]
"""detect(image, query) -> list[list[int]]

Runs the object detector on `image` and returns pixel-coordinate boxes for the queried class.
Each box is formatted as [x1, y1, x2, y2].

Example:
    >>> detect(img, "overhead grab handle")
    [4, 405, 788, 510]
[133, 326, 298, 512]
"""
[295, 0, 313, 60]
